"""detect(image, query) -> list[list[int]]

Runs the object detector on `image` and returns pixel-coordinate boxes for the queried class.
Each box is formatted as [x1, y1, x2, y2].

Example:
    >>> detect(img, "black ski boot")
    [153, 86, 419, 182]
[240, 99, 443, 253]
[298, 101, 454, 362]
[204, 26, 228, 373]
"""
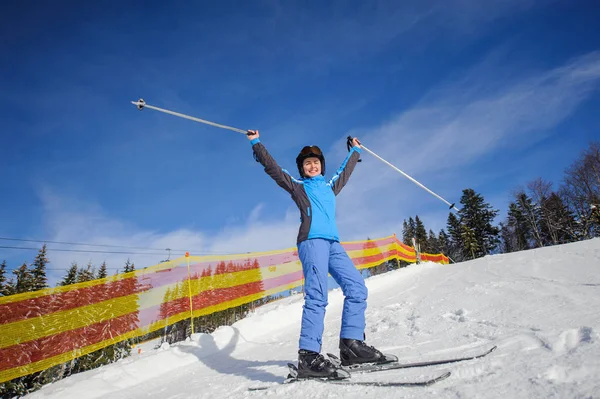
[339, 338, 389, 366]
[297, 349, 348, 379]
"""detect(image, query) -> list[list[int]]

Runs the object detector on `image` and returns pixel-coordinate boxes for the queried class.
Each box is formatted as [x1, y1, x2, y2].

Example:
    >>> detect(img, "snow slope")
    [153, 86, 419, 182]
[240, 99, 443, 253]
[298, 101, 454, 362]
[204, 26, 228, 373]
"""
[26, 239, 600, 399]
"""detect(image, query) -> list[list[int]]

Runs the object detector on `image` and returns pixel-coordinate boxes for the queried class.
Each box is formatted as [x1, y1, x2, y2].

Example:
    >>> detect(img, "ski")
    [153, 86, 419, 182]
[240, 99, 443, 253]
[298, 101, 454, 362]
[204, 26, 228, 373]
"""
[327, 345, 497, 374]
[248, 368, 450, 391]
[247, 345, 495, 391]
[313, 371, 451, 387]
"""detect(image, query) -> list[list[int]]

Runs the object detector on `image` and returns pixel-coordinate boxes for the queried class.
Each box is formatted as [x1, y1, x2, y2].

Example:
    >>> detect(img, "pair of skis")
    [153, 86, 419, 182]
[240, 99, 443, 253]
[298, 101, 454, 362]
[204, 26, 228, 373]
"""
[248, 344, 497, 391]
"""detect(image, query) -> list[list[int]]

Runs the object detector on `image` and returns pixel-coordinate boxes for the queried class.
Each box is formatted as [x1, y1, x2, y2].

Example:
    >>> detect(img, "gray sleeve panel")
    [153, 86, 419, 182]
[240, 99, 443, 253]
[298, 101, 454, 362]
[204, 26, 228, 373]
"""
[330, 149, 361, 195]
[295, 185, 312, 244]
[252, 141, 312, 244]
[252, 142, 299, 194]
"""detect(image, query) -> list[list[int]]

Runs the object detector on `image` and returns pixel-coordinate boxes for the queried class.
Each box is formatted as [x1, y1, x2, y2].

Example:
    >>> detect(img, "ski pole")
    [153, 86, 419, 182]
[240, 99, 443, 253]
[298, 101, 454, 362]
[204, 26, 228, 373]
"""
[131, 99, 249, 135]
[350, 137, 459, 212]
[131, 100, 458, 211]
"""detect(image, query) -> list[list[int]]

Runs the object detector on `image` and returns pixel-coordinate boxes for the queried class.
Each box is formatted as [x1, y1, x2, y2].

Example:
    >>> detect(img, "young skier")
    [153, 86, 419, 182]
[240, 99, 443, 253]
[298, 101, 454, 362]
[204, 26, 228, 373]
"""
[247, 130, 393, 379]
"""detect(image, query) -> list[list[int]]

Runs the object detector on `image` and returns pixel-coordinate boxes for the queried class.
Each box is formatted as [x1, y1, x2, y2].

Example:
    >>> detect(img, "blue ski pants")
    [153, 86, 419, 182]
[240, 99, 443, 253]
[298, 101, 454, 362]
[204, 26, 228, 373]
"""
[298, 238, 368, 353]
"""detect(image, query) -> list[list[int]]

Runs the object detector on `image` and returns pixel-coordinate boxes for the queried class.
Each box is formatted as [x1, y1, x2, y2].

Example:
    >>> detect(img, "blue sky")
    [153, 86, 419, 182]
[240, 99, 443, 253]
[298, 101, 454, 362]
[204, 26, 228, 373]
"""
[1, 0, 599, 281]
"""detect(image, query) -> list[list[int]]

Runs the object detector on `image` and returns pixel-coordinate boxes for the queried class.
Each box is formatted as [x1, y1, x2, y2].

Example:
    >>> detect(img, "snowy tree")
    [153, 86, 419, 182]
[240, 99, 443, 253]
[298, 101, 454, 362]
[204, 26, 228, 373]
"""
[561, 141, 600, 238]
[437, 230, 451, 258]
[61, 262, 79, 286]
[461, 225, 479, 260]
[427, 229, 440, 253]
[506, 202, 531, 251]
[540, 192, 577, 244]
[77, 262, 95, 283]
[31, 244, 49, 291]
[402, 217, 416, 246]
[446, 212, 464, 261]
[414, 216, 428, 251]
[515, 192, 543, 248]
[0, 261, 16, 296]
[13, 263, 34, 293]
[457, 188, 500, 258]
[123, 259, 135, 273]
[499, 222, 515, 253]
[97, 261, 108, 279]
[0, 260, 7, 296]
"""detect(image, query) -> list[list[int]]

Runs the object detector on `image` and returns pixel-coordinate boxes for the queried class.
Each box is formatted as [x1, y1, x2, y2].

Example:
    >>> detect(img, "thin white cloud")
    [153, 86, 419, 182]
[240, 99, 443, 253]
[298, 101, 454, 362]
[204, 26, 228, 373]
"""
[332, 51, 600, 237]
[355, 51, 600, 174]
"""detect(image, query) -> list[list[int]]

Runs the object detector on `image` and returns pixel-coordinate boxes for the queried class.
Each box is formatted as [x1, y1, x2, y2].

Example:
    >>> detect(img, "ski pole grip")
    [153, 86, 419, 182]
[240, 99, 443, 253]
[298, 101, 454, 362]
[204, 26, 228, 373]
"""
[346, 136, 362, 162]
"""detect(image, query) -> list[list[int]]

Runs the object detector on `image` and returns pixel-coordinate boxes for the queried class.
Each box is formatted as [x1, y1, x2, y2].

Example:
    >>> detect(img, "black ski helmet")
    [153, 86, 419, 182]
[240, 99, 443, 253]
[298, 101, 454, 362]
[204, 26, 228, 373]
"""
[296, 146, 325, 178]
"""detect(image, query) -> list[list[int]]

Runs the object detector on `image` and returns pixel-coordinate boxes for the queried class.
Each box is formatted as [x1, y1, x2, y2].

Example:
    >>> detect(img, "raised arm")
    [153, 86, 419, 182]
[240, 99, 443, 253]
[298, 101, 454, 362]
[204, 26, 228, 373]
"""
[247, 130, 299, 194]
[328, 138, 362, 195]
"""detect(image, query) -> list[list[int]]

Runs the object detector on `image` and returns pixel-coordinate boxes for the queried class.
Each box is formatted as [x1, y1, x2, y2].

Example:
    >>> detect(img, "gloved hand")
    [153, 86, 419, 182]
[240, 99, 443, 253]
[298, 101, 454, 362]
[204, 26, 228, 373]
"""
[247, 130, 260, 140]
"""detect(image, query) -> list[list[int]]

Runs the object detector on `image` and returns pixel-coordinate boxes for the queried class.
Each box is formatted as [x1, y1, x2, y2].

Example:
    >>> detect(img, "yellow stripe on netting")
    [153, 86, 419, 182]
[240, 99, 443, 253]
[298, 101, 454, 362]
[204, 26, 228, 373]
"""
[182, 246, 298, 264]
[345, 242, 397, 259]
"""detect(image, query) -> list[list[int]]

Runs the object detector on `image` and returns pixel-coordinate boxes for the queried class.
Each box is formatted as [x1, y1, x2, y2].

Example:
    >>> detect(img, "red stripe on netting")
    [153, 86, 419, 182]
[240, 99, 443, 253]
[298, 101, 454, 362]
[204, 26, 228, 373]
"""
[351, 249, 399, 266]
[342, 237, 395, 252]
[421, 254, 445, 263]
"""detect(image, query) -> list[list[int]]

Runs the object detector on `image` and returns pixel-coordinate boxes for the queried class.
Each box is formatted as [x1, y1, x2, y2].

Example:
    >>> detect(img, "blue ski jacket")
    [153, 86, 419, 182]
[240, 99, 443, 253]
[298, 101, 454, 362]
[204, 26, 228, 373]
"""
[251, 138, 361, 244]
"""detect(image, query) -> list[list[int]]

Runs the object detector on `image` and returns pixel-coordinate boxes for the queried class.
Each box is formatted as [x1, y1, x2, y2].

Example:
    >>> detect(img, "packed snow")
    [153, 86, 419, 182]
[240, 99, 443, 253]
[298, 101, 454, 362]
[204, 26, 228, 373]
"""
[26, 239, 600, 399]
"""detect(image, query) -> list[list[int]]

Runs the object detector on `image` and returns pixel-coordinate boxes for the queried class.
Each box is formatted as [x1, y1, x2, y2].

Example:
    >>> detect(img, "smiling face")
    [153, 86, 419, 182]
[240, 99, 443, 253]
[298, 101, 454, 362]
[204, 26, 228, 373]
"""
[302, 157, 322, 178]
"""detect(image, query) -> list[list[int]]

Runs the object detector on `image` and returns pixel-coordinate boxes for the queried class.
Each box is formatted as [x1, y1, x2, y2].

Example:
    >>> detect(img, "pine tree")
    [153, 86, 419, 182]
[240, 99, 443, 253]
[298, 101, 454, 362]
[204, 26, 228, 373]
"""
[402, 217, 416, 246]
[437, 230, 450, 258]
[0, 260, 7, 296]
[446, 212, 464, 261]
[77, 262, 95, 282]
[427, 229, 440, 253]
[3, 278, 16, 296]
[515, 192, 543, 247]
[499, 222, 515, 253]
[31, 244, 50, 291]
[401, 220, 410, 245]
[540, 193, 577, 244]
[123, 259, 135, 273]
[61, 262, 79, 286]
[458, 188, 500, 258]
[561, 141, 600, 238]
[414, 216, 428, 251]
[461, 225, 479, 260]
[97, 261, 108, 279]
[13, 263, 34, 293]
[506, 202, 530, 251]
